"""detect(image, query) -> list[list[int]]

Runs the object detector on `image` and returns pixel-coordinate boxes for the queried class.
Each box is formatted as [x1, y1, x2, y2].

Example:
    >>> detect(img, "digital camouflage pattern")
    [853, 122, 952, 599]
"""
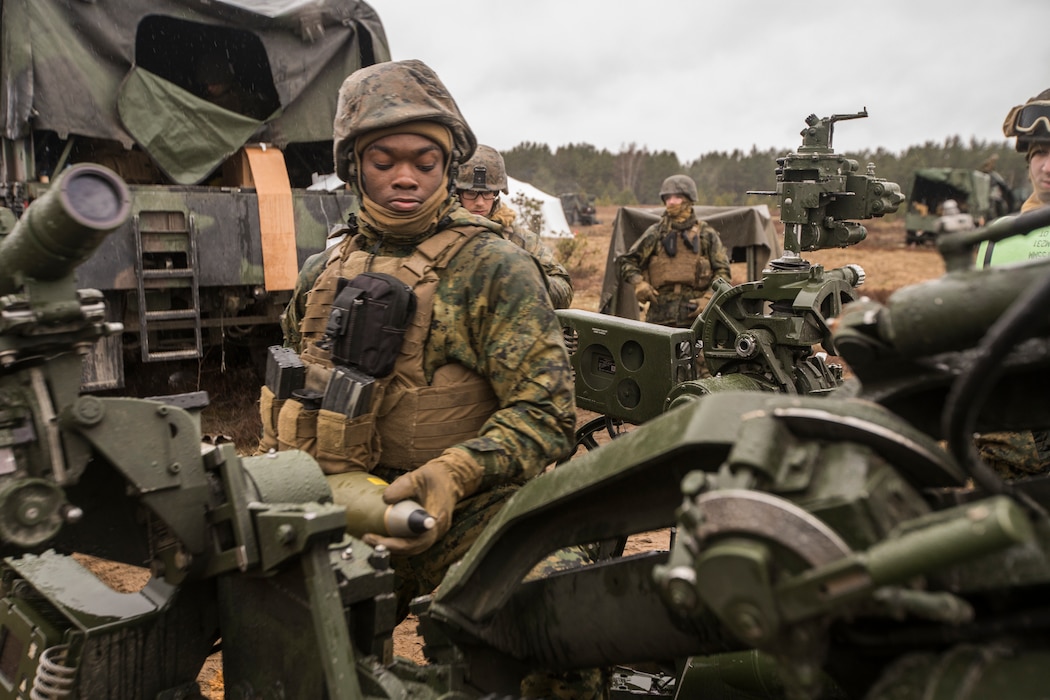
[976, 429, 1050, 480]
[376, 468, 518, 620]
[455, 144, 510, 193]
[489, 203, 574, 309]
[521, 668, 609, 700]
[382, 467, 596, 620]
[384, 468, 604, 700]
[333, 59, 476, 183]
[298, 58, 586, 695]
[282, 245, 334, 352]
[455, 144, 574, 308]
[617, 219, 731, 326]
[285, 204, 576, 491]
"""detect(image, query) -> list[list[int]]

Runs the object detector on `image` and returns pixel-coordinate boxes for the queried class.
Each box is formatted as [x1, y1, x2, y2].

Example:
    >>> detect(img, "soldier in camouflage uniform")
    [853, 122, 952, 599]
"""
[273, 59, 576, 624]
[616, 174, 731, 326]
[974, 88, 1050, 477]
[456, 144, 574, 308]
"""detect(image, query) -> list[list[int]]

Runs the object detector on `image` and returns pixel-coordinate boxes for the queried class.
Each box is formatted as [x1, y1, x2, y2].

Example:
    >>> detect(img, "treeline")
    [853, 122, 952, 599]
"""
[503, 137, 1031, 209]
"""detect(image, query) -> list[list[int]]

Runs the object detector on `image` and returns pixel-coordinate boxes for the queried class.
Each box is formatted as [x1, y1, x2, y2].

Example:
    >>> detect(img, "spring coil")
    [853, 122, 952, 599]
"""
[30, 645, 75, 699]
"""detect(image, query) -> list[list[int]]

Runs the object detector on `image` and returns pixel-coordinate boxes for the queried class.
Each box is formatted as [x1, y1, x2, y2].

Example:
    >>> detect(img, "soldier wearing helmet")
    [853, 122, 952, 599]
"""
[976, 88, 1050, 267]
[615, 174, 730, 328]
[455, 145, 574, 308]
[270, 60, 575, 622]
[972, 89, 1050, 478]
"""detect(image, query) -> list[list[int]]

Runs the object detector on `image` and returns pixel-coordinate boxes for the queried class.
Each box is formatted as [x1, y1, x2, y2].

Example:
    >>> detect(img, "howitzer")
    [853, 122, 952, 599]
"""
[688, 110, 901, 398]
[4, 132, 1050, 699]
[0, 164, 130, 548]
[417, 204, 1050, 699]
[559, 111, 903, 443]
[0, 165, 434, 698]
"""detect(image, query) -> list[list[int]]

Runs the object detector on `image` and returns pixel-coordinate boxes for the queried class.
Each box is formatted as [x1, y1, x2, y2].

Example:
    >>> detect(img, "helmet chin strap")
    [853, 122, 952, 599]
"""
[446, 150, 462, 197]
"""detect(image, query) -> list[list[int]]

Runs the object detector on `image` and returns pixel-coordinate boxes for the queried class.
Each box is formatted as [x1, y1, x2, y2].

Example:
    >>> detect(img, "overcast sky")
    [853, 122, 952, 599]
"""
[369, 1, 1048, 163]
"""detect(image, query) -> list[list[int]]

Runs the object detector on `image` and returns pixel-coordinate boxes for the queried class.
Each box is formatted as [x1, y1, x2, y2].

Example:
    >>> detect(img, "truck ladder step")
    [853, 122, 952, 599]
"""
[133, 212, 203, 363]
[143, 309, 199, 322]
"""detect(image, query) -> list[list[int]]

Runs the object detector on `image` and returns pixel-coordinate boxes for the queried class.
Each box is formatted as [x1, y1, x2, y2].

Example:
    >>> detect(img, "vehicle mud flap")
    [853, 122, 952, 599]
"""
[243, 145, 298, 292]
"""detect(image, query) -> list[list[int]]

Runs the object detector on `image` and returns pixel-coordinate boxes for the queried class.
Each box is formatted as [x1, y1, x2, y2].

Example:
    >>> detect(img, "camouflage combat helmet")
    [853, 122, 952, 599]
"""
[455, 144, 509, 194]
[333, 59, 476, 183]
[1004, 88, 1050, 154]
[659, 174, 698, 203]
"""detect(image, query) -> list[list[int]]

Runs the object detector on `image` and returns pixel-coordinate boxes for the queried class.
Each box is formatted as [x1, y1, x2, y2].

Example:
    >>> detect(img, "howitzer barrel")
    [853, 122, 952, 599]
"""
[866, 262, 1050, 357]
[0, 164, 130, 294]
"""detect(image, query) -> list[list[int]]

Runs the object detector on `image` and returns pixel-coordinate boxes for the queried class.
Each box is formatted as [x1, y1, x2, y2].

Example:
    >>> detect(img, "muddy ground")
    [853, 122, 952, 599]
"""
[86, 204, 947, 695]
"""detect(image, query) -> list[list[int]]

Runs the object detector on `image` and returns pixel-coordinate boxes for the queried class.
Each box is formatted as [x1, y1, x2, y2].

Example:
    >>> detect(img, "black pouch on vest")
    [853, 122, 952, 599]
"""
[325, 272, 416, 377]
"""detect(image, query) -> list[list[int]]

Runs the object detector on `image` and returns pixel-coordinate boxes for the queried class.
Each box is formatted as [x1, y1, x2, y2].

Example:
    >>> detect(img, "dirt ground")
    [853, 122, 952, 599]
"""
[83, 203, 946, 694]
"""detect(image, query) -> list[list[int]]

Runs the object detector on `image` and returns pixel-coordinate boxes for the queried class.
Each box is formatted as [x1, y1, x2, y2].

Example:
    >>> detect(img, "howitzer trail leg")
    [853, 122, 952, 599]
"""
[301, 544, 363, 699]
[218, 541, 362, 698]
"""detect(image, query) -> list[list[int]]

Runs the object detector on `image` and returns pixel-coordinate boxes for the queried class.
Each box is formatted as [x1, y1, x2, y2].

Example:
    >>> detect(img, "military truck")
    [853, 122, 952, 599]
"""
[0, 0, 390, 391]
[559, 191, 600, 226]
[904, 167, 1008, 245]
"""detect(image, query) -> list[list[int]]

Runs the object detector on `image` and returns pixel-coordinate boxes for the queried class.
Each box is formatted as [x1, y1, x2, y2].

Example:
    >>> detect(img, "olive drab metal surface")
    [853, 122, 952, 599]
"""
[3, 112, 1050, 699]
[0, 0, 388, 390]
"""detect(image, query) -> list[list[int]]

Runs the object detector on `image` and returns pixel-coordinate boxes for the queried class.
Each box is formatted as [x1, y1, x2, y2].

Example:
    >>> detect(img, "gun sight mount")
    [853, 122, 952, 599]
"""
[749, 110, 904, 261]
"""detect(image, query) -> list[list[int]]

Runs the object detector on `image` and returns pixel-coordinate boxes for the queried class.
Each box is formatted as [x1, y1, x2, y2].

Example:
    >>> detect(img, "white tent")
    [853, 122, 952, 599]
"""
[505, 176, 574, 239]
[308, 172, 574, 240]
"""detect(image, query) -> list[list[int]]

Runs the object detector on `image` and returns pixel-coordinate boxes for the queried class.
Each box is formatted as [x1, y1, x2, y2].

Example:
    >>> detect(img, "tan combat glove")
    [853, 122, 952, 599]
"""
[634, 279, 658, 304]
[363, 449, 483, 556]
[687, 290, 714, 320]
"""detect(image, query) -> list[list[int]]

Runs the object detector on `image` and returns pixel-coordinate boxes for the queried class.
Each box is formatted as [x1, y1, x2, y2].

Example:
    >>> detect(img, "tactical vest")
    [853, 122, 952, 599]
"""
[646, 223, 713, 291]
[272, 225, 498, 474]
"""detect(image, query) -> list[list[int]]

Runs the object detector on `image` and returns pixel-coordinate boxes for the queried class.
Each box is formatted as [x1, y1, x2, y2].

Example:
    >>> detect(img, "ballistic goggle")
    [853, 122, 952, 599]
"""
[1004, 100, 1050, 139]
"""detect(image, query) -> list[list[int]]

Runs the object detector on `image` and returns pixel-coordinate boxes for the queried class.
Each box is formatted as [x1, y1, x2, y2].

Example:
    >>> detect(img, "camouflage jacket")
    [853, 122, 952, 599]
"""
[490, 204, 574, 309]
[282, 208, 576, 487]
[617, 218, 731, 291]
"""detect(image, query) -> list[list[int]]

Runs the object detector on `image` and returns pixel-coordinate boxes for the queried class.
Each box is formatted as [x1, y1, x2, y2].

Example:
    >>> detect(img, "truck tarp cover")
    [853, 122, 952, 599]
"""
[0, 0, 390, 183]
[911, 167, 989, 195]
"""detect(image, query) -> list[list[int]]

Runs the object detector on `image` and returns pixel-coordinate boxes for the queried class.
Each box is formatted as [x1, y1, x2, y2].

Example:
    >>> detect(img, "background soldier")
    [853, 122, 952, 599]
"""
[616, 174, 730, 326]
[270, 59, 576, 622]
[456, 144, 574, 308]
[977, 87, 1050, 267]
[974, 87, 1050, 477]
